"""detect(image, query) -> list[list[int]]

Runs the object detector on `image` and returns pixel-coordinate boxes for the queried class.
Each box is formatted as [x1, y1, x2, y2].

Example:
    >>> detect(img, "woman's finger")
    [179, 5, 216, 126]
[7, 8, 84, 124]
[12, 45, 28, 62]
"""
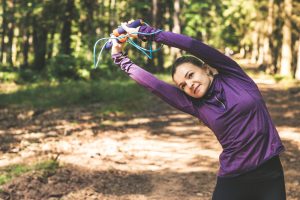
[111, 38, 117, 45]
[121, 22, 129, 32]
[128, 19, 134, 24]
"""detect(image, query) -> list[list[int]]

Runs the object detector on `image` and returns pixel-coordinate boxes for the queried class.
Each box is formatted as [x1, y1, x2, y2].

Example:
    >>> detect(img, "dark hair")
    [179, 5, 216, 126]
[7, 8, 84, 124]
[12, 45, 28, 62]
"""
[171, 56, 206, 78]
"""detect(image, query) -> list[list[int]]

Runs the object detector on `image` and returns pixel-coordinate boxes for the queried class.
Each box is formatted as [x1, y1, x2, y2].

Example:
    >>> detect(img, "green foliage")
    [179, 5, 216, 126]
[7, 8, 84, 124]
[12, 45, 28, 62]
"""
[0, 72, 19, 83]
[1, 0, 299, 81]
[273, 74, 285, 83]
[0, 74, 169, 113]
[0, 160, 59, 185]
[46, 54, 92, 81]
[0, 165, 30, 185]
[34, 160, 59, 174]
[18, 68, 40, 83]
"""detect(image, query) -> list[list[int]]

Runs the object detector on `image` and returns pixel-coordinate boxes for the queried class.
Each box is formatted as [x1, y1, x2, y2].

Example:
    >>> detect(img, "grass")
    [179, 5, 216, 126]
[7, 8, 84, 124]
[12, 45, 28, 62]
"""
[0, 160, 59, 186]
[0, 74, 173, 114]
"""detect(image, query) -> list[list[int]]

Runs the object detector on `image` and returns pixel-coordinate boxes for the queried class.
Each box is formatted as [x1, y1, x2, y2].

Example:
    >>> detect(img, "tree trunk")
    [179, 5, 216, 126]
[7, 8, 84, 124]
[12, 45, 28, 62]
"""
[156, 0, 165, 72]
[33, 21, 48, 70]
[7, 0, 16, 66]
[47, 30, 55, 59]
[166, 0, 172, 32]
[83, 0, 95, 46]
[257, 34, 264, 65]
[150, 0, 165, 72]
[264, 0, 274, 73]
[146, 0, 157, 72]
[60, 0, 74, 55]
[171, 0, 181, 60]
[0, 0, 7, 63]
[280, 0, 293, 77]
[296, 37, 300, 80]
[251, 26, 259, 64]
[108, 0, 116, 35]
[21, 7, 31, 68]
[22, 30, 30, 68]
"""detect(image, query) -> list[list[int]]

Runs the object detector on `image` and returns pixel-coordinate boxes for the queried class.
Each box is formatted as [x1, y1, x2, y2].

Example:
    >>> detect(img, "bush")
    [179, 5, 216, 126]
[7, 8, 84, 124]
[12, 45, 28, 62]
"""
[47, 54, 80, 81]
[0, 71, 19, 82]
[46, 54, 92, 81]
[18, 68, 40, 83]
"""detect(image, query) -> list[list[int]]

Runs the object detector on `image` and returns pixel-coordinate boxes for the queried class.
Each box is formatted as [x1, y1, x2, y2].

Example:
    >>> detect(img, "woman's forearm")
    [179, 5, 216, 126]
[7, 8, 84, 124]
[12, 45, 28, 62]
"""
[112, 52, 197, 116]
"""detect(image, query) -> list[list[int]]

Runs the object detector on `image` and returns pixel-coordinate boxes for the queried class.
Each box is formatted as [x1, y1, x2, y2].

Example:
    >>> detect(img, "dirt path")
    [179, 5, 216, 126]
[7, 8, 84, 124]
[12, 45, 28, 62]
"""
[0, 79, 300, 200]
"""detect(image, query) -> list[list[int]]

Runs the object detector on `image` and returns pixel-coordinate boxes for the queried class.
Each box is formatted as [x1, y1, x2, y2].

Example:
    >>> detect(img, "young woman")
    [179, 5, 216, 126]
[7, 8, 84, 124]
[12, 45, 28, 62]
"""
[111, 22, 286, 200]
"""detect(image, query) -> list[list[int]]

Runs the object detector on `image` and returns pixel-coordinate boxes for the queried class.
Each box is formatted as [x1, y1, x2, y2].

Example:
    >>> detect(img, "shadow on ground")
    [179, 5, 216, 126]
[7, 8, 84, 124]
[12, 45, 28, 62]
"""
[0, 80, 299, 199]
[0, 165, 216, 200]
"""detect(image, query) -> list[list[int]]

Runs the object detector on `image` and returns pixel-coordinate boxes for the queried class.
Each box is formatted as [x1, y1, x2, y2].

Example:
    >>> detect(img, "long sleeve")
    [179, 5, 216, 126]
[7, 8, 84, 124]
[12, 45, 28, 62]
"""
[112, 52, 198, 117]
[138, 26, 254, 84]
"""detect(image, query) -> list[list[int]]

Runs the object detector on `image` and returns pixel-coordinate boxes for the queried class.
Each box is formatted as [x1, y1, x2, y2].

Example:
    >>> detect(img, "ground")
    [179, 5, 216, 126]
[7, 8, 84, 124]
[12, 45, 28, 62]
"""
[0, 74, 300, 199]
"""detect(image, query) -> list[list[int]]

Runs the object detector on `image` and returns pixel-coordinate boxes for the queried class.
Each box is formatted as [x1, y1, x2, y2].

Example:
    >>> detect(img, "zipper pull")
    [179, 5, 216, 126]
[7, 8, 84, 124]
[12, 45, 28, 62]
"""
[214, 96, 226, 109]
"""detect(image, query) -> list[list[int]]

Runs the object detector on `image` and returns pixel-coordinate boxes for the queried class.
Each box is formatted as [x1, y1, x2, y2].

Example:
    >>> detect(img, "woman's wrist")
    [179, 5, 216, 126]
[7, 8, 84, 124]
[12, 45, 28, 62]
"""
[111, 39, 124, 55]
[111, 48, 122, 55]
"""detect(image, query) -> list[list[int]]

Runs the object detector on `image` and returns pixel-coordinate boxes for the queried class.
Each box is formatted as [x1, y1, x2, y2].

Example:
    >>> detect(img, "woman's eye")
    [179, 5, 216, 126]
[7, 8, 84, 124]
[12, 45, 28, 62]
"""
[188, 73, 194, 79]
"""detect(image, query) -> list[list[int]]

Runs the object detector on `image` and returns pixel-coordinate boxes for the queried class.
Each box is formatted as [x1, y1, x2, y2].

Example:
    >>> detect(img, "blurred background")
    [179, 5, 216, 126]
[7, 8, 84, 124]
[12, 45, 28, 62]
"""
[0, 1, 300, 199]
[0, 0, 299, 82]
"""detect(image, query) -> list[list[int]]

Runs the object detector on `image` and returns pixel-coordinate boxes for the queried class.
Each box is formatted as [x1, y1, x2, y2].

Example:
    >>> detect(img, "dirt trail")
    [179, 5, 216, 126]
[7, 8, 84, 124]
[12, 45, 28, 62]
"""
[0, 78, 300, 200]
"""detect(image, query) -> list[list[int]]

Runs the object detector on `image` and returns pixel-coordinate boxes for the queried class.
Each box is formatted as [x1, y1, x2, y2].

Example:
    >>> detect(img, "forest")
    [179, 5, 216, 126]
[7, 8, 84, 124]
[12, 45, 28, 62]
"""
[1, 0, 300, 199]
[0, 0, 300, 81]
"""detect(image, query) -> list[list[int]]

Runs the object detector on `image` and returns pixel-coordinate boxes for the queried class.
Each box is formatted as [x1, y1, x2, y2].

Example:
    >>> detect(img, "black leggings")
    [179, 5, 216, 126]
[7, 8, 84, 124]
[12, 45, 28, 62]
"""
[212, 156, 286, 200]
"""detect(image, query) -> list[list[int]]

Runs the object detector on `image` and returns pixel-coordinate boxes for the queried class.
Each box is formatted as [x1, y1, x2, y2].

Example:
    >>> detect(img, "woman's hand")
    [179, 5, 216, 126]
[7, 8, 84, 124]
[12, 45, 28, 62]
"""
[111, 20, 141, 55]
[120, 22, 140, 39]
[111, 38, 124, 55]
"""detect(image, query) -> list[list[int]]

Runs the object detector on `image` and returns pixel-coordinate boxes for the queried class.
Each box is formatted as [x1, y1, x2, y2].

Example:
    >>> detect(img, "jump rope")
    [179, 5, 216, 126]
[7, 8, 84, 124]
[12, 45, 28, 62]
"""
[93, 19, 163, 69]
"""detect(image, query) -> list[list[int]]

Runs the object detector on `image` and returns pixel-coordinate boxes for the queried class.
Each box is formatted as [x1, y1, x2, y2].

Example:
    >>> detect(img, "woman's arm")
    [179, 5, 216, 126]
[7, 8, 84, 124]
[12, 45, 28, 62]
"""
[137, 25, 252, 82]
[112, 52, 198, 117]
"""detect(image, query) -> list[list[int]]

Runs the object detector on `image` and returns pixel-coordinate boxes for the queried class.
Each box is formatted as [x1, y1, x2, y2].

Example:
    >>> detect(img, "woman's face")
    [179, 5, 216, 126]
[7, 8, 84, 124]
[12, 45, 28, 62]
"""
[173, 63, 213, 98]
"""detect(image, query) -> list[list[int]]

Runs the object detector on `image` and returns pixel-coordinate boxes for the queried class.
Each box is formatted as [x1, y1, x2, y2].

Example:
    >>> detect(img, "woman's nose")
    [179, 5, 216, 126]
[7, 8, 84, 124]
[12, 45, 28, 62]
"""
[186, 80, 194, 89]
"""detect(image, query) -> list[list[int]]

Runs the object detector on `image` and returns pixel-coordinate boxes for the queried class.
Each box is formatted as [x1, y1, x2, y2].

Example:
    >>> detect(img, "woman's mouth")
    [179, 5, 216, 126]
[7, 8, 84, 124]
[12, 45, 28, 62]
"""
[194, 85, 200, 94]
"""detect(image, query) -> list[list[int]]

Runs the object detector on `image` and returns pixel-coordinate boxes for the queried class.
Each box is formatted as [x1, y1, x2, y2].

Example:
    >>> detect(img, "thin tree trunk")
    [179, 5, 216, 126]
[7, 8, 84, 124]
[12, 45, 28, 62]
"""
[84, 0, 95, 46]
[21, 7, 31, 68]
[22, 30, 30, 68]
[171, 0, 181, 60]
[60, 0, 74, 55]
[166, 0, 172, 32]
[257, 35, 264, 65]
[7, 0, 16, 66]
[280, 0, 293, 77]
[33, 20, 48, 70]
[147, 0, 157, 72]
[108, 0, 116, 35]
[47, 30, 55, 59]
[271, 1, 283, 74]
[156, 0, 165, 72]
[150, 0, 166, 72]
[264, 0, 274, 73]
[251, 26, 259, 64]
[0, 0, 7, 63]
[296, 37, 300, 80]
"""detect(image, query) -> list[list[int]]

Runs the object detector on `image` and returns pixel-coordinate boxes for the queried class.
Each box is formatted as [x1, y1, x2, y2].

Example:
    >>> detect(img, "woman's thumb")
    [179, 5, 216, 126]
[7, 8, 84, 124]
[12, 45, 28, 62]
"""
[121, 23, 129, 33]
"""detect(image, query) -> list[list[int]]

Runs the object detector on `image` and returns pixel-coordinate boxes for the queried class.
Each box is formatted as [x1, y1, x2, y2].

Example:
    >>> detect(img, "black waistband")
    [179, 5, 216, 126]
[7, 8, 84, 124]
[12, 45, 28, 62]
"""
[218, 156, 284, 183]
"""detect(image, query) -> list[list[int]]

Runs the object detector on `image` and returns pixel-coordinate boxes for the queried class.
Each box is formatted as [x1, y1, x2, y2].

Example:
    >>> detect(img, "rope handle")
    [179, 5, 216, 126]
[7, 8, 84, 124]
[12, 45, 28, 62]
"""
[93, 21, 163, 69]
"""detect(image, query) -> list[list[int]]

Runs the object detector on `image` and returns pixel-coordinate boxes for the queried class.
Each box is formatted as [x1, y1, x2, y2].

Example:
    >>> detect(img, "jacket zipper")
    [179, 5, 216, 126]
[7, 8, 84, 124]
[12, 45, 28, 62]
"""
[215, 96, 226, 109]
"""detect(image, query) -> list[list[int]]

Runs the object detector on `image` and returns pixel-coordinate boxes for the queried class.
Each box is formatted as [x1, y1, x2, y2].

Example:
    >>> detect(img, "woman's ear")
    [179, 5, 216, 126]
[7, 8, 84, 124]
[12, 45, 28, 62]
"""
[206, 65, 218, 76]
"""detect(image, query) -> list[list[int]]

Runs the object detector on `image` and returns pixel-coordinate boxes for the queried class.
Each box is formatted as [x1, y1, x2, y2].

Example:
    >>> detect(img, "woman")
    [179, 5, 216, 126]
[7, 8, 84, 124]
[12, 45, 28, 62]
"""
[111, 22, 286, 200]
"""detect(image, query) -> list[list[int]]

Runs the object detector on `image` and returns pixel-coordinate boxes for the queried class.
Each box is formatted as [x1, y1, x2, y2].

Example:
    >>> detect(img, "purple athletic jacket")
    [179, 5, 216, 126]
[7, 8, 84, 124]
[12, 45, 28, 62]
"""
[112, 25, 285, 177]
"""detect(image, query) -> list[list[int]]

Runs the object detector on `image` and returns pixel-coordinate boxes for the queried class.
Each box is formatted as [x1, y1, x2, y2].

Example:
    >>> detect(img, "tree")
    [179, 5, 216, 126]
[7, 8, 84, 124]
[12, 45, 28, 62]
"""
[170, 0, 181, 60]
[0, 0, 7, 64]
[296, 37, 300, 80]
[280, 0, 293, 77]
[60, 0, 75, 55]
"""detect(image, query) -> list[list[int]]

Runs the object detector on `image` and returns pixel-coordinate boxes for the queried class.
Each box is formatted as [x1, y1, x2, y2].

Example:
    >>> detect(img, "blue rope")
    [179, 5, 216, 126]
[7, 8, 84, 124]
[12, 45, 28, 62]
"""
[93, 29, 163, 69]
